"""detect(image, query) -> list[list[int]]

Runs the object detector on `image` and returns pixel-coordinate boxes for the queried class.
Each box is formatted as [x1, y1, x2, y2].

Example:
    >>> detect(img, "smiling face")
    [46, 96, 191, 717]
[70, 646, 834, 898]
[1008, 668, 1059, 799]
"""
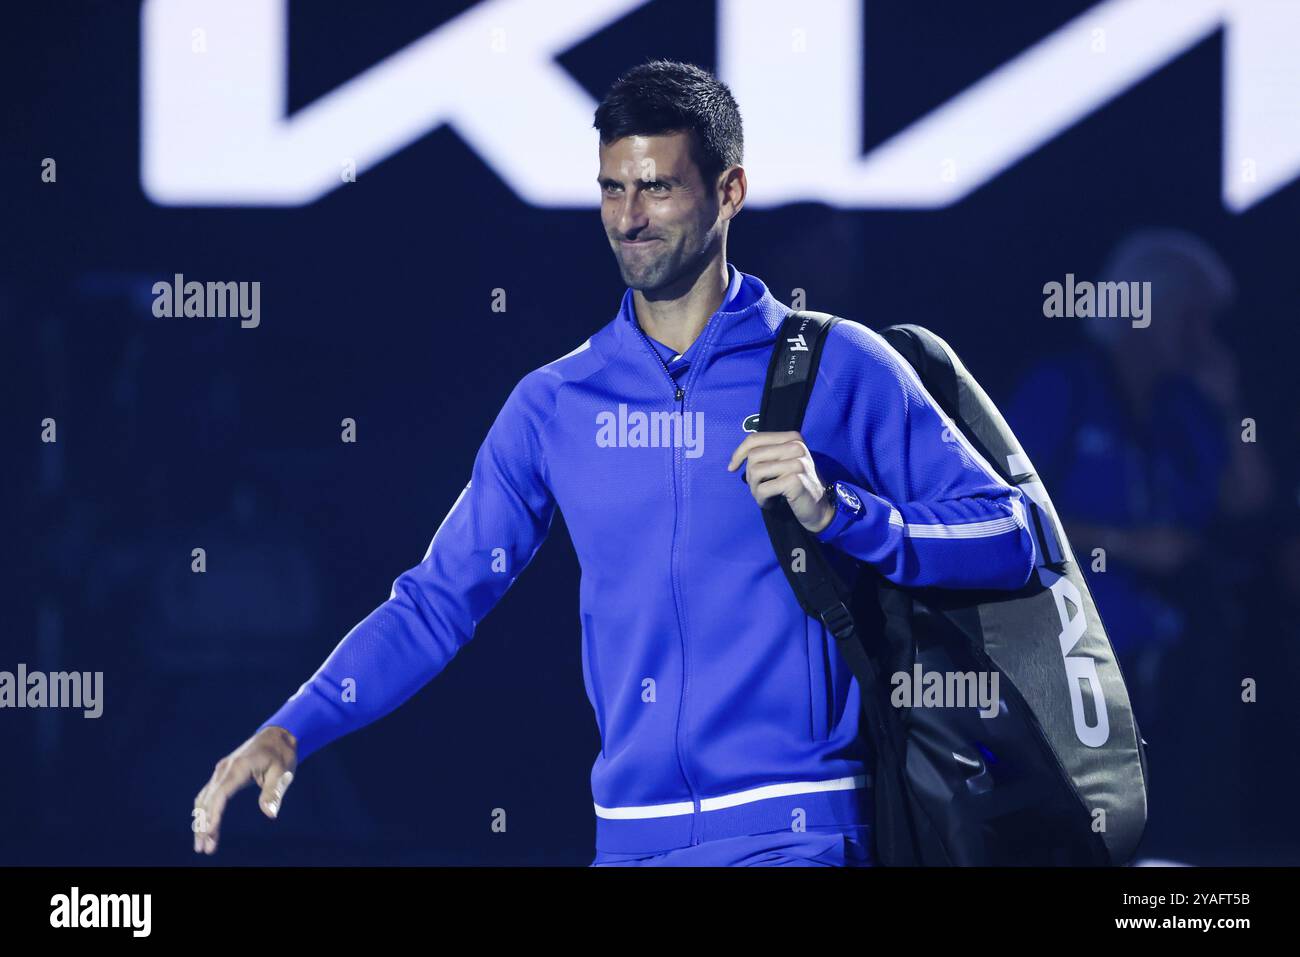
[598, 131, 730, 293]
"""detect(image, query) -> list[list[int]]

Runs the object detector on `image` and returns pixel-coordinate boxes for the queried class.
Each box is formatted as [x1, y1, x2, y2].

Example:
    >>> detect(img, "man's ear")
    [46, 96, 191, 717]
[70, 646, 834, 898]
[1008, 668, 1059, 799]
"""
[719, 165, 746, 221]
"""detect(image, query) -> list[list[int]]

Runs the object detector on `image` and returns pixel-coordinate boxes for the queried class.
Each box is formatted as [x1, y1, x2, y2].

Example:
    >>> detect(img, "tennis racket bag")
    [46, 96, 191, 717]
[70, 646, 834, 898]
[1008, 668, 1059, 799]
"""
[759, 311, 1150, 866]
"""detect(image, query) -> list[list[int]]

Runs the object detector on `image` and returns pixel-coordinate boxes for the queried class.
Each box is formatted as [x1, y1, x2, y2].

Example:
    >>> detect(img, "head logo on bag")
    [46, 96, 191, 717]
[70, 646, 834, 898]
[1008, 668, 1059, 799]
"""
[1008, 461, 1113, 749]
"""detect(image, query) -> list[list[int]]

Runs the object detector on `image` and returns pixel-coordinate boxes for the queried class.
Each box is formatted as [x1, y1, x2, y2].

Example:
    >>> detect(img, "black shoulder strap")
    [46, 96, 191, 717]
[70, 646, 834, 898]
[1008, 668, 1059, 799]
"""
[759, 311, 893, 692]
[760, 310, 923, 864]
[758, 310, 856, 637]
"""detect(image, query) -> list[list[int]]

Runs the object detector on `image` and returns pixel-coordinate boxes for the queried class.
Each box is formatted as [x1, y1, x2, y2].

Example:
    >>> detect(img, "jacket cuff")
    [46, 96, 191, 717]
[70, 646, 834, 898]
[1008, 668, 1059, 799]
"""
[814, 495, 857, 543]
[258, 686, 335, 763]
[814, 480, 895, 549]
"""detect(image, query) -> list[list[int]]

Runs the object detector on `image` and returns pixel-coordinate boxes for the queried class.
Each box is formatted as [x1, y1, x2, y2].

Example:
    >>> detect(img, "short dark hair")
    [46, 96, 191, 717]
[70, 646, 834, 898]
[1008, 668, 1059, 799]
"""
[593, 59, 743, 187]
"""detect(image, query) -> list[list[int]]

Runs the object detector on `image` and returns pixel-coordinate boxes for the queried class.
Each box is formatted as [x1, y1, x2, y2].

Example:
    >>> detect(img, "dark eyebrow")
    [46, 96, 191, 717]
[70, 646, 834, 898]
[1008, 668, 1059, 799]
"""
[597, 174, 682, 189]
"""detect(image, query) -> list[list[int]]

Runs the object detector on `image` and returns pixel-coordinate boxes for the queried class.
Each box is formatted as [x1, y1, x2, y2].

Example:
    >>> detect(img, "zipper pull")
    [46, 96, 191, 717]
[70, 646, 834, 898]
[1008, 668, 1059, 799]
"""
[675, 386, 684, 402]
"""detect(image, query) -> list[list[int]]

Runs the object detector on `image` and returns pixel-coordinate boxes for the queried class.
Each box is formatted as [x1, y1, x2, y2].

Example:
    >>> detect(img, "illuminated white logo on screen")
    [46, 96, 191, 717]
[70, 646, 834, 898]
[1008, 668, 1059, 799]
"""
[142, 0, 1300, 211]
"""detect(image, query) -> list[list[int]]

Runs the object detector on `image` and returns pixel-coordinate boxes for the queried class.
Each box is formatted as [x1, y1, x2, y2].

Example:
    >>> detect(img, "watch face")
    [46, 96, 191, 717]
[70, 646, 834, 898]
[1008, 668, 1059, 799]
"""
[835, 482, 862, 512]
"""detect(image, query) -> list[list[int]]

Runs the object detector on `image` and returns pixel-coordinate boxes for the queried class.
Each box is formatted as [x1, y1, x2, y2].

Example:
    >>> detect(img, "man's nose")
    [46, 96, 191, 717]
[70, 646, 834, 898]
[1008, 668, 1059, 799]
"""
[616, 191, 648, 236]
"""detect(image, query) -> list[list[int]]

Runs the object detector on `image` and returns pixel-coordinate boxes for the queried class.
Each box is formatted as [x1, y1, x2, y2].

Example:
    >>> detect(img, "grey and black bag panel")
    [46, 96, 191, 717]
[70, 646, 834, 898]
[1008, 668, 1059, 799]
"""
[758, 310, 1150, 866]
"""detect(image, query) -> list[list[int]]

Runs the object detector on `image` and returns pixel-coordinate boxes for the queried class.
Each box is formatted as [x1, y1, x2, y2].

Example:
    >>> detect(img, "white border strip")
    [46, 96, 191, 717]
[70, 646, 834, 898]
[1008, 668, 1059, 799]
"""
[902, 514, 1024, 540]
[594, 774, 868, 820]
[593, 798, 694, 820]
[885, 495, 1027, 540]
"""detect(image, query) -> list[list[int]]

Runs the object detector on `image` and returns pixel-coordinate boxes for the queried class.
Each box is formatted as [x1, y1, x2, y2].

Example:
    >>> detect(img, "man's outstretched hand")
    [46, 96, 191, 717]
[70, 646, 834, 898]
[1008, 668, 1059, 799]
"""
[192, 726, 298, 855]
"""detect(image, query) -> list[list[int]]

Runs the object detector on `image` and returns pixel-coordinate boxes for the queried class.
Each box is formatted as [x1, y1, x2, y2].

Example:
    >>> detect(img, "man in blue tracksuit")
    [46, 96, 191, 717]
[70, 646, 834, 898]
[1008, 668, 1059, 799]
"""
[192, 59, 1036, 866]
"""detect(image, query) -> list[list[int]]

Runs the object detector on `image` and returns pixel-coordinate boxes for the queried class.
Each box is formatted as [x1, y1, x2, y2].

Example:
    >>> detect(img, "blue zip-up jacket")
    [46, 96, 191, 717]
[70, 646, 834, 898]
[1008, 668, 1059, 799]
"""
[258, 264, 1036, 854]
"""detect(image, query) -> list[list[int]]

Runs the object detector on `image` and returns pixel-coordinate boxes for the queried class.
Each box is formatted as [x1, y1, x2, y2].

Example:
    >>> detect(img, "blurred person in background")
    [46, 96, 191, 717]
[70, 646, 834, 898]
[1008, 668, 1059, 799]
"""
[1004, 229, 1275, 859]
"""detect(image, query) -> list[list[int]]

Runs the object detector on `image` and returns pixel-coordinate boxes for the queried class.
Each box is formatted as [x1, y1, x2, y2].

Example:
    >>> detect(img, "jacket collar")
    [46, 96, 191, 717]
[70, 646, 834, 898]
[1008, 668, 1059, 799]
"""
[615, 263, 789, 357]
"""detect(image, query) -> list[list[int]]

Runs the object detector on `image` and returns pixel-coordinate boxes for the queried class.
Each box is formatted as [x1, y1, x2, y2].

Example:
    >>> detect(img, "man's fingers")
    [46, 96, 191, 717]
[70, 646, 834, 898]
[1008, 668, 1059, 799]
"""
[195, 758, 253, 855]
[732, 442, 810, 487]
[745, 457, 803, 496]
[193, 730, 299, 855]
[191, 801, 207, 854]
[727, 431, 801, 470]
[202, 783, 234, 854]
[258, 768, 294, 820]
[748, 441, 806, 468]
[754, 472, 804, 505]
[193, 772, 220, 853]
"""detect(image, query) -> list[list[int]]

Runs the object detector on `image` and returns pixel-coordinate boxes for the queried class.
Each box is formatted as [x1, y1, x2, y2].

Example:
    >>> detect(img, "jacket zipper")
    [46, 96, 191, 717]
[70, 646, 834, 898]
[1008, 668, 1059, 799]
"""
[629, 320, 701, 843]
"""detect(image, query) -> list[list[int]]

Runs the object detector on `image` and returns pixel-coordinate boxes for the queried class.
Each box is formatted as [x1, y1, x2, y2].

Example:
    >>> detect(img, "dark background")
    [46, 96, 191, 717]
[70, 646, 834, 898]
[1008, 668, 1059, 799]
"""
[3, 0, 1297, 865]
